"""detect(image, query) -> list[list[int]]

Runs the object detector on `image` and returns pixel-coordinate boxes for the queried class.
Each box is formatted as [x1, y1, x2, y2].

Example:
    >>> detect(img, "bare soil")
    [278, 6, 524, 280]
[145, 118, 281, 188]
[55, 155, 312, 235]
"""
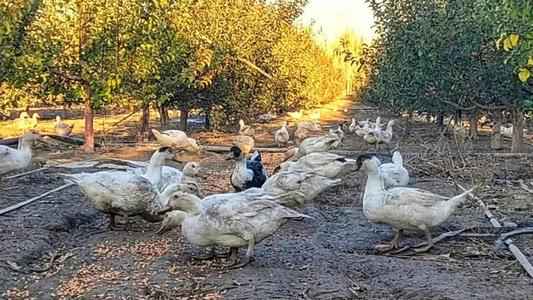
[1, 98, 533, 299]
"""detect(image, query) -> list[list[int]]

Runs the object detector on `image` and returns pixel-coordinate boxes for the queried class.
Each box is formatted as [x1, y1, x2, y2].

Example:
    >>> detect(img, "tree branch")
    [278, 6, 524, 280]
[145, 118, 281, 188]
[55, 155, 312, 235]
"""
[236, 57, 273, 80]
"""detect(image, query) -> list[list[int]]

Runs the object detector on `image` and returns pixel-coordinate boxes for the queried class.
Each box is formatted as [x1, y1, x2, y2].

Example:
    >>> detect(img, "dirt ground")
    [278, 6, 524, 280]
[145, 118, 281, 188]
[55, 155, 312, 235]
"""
[1, 97, 533, 299]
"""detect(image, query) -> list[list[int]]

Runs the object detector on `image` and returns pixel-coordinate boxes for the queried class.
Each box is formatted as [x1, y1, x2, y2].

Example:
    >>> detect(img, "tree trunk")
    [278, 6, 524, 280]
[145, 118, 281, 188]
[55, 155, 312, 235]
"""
[139, 103, 150, 142]
[511, 109, 524, 153]
[436, 112, 444, 127]
[158, 104, 168, 128]
[454, 110, 462, 126]
[82, 83, 94, 153]
[204, 107, 211, 130]
[491, 109, 503, 150]
[179, 107, 189, 131]
[469, 111, 478, 140]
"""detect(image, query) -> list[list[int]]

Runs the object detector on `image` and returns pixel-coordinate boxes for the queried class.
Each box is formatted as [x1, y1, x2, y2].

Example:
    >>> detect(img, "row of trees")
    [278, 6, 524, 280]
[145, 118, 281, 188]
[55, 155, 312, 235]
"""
[362, 0, 533, 152]
[0, 0, 346, 151]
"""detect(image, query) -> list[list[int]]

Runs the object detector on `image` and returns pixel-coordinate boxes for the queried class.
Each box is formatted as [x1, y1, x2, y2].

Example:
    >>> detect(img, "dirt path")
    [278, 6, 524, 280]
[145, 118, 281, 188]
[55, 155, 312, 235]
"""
[1, 97, 533, 299]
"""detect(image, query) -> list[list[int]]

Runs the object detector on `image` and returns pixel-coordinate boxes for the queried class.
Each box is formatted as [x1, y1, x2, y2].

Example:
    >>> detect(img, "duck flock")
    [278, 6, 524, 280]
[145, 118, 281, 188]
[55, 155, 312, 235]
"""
[0, 113, 476, 269]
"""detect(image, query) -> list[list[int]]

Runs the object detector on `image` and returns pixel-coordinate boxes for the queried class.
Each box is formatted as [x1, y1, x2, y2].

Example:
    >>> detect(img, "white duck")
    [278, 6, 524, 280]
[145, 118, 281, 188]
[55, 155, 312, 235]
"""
[179, 161, 204, 197]
[274, 121, 290, 147]
[54, 115, 74, 136]
[275, 152, 357, 179]
[61, 170, 182, 229]
[238, 119, 255, 137]
[364, 119, 395, 149]
[0, 132, 41, 175]
[500, 124, 527, 138]
[348, 118, 358, 133]
[373, 151, 409, 188]
[295, 132, 342, 159]
[151, 129, 200, 153]
[157, 191, 309, 268]
[294, 121, 321, 145]
[262, 170, 341, 206]
[15, 112, 39, 133]
[356, 154, 475, 252]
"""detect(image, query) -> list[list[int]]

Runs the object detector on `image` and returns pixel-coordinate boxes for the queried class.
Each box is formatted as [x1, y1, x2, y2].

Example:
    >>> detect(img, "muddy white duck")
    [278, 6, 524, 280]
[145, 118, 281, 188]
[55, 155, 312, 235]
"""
[54, 115, 74, 136]
[151, 129, 200, 153]
[294, 132, 342, 159]
[262, 170, 341, 206]
[231, 135, 255, 155]
[157, 190, 309, 268]
[238, 119, 255, 137]
[61, 169, 182, 229]
[228, 147, 267, 192]
[275, 152, 357, 179]
[179, 161, 204, 197]
[61, 171, 158, 228]
[274, 121, 290, 147]
[0, 132, 41, 175]
[356, 154, 475, 252]
[373, 151, 409, 188]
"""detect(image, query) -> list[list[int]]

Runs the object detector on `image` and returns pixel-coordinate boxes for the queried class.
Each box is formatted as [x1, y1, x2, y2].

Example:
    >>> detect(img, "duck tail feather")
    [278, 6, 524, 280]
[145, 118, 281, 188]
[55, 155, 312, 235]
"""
[392, 151, 403, 165]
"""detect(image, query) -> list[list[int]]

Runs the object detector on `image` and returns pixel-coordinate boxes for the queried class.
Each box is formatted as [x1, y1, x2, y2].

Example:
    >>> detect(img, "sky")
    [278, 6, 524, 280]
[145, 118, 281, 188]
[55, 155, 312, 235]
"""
[298, 0, 375, 43]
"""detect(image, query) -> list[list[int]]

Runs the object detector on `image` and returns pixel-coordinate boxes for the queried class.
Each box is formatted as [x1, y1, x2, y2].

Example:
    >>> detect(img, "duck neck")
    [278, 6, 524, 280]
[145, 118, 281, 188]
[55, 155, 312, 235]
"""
[146, 154, 164, 184]
[386, 122, 394, 134]
[364, 169, 385, 195]
[236, 155, 247, 171]
[18, 138, 33, 154]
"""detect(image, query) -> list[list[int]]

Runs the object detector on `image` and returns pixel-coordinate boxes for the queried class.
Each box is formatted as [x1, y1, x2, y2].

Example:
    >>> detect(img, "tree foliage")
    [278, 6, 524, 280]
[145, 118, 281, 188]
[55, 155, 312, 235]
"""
[362, 0, 528, 114]
[494, 0, 533, 90]
[0, 0, 346, 142]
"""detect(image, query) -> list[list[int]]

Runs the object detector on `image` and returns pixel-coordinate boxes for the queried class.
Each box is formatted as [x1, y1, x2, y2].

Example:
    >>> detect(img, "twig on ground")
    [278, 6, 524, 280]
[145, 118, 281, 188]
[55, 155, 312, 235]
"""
[2, 167, 48, 180]
[0, 183, 75, 216]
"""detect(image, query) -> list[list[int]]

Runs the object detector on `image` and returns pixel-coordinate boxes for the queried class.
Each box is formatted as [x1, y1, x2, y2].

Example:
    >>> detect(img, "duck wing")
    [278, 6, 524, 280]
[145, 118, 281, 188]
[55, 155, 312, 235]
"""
[246, 160, 267, 187]
[384, 187, 449, 207]
[66, 171, 157, 213]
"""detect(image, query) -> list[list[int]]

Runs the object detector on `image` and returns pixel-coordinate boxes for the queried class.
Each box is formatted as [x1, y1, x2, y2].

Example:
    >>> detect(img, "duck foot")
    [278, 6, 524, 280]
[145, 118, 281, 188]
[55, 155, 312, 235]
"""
[228, 255, 254, 269]
[192, 248, 216, 261]
[413, 244, 433, 253]
[374, 243, 395, 252]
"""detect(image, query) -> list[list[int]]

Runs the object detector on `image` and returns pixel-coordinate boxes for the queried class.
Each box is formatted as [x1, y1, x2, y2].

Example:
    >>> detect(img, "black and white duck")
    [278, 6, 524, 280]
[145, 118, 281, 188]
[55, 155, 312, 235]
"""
[227, 146, 267, 192]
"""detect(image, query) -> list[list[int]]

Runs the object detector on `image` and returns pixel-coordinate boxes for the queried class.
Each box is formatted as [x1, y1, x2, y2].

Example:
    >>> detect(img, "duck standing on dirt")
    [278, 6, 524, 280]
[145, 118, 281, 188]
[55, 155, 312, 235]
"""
[294, 121, 321, 145]
[157, 191, 310, 268]
[356, 154, 475, 252]
[61, 150, 182, 229]
[364, 119, 395, 150]
[54, 115, 74, 137]
[238, 119, 255, 137]
[274, 121, 290, 147]
[228, 146, 267, 192]
[0, 132, 41, 175]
